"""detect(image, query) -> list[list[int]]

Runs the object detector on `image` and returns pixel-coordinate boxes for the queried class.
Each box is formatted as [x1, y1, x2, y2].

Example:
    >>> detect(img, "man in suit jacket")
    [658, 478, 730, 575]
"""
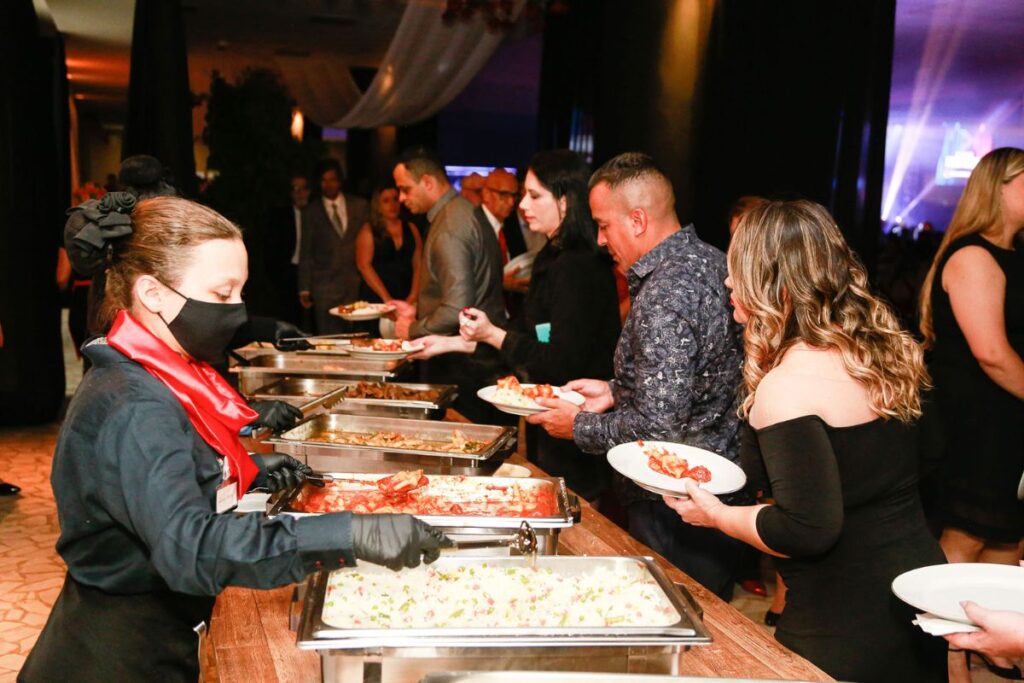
[391, 147, 509, 423]
[298, 159, 370, 334]
[263, 174, 310, 325]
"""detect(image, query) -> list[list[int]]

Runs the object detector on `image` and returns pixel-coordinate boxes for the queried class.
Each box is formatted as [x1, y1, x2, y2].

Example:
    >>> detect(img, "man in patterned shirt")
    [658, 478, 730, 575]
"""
[529, 152, 745, 600]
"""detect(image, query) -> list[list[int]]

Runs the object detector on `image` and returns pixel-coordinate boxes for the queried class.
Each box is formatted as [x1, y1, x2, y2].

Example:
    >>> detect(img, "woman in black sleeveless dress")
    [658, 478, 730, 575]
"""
[665, 200, 946, 681]
[355, 184, 422, 303]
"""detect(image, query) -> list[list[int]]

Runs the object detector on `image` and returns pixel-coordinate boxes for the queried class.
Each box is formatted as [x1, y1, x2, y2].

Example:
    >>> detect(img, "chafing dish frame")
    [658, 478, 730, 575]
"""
[267, 474, 581, 555]
[266, 414, 516, 475]
[231, 352, 412, 396]
[249, 377, 458, 420]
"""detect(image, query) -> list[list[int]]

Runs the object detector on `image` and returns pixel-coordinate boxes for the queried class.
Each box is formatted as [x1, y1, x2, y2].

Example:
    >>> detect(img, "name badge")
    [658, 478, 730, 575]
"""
[216, 478, 239, 514]
[535, 322, 551, 343]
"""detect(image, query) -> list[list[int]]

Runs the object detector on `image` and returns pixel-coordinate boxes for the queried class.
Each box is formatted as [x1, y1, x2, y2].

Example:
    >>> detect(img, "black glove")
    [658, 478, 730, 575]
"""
[249, 400, 304, 432]
[251, 453, 313, 493]
[351, 514, 453, 571]
[273, 321, 312, 351]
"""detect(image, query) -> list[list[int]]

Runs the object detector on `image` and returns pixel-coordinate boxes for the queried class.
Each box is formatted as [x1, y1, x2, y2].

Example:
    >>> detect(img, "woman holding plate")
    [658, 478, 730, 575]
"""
[413, 151, 620, 501]
[666, 200, 946, 682]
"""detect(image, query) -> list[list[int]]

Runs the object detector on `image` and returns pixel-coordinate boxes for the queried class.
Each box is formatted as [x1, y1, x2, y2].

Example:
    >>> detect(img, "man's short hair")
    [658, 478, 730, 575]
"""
[589, 152, 671, 192]
[396, 146, 448, 183]
[315, 157, 343, 181]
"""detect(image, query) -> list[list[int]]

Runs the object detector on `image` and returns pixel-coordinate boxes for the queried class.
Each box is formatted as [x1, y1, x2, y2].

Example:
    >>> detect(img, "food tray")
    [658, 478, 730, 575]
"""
[266, 414, 516, 475]
[231, 353, 411, 396]
[298, 556, 709, 646]
[269, 474, 580, 556]
[268, 475, 580, 528]
[250, 378, 457, 420]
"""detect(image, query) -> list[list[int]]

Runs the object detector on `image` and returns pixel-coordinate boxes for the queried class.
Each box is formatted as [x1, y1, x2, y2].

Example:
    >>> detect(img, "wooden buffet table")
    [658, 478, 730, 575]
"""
[209, 416, 831, 682]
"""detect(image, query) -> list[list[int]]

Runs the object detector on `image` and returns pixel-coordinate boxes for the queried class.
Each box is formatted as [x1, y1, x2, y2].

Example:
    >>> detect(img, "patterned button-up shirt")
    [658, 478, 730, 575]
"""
[573, 226, 744, 503]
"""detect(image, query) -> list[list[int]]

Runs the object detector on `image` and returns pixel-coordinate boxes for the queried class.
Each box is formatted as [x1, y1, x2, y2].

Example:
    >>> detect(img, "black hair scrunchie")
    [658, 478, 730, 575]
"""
[63, 191, 137, 275]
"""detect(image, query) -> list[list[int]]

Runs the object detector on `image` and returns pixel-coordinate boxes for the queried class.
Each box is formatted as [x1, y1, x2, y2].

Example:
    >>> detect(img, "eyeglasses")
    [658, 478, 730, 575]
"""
[484, 187, 518, 200]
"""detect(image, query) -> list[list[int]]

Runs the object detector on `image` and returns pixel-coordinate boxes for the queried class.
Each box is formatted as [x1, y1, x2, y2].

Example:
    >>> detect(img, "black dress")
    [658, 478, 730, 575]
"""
[742, 416, 947, 682]
[499, 242, 621, 500]
[926, 234, 1024, 542]
[360, 222, 416, 302]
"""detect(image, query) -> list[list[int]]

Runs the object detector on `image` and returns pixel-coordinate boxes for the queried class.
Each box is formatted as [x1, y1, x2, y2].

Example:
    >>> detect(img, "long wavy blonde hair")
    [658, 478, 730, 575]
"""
[918, 147, 1024, 347]
[729, 200, 928, 422]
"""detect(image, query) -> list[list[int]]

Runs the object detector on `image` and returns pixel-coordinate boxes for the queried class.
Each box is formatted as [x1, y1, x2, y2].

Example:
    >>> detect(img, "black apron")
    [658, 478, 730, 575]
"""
[19, 575, 215, 683]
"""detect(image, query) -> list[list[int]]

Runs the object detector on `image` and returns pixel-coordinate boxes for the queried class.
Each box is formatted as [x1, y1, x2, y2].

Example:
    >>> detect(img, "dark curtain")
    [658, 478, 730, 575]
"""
[0, 0, 69, 425]
[123, 0, 197, 198]
[536, 0, 605, 155]
[691, 0, 896, 260]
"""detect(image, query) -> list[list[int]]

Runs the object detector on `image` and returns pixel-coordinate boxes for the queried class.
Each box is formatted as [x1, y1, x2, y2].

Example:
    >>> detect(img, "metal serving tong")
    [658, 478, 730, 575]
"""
[250, 386, 348, 441]
[443, 521, 539, 558]
[279, 332, 369, 344]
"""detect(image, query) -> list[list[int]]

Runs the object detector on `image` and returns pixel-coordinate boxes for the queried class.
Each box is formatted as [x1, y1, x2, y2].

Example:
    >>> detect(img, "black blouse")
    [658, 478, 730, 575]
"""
[52, 341, 355, 597]
[500, 243, 620, 385]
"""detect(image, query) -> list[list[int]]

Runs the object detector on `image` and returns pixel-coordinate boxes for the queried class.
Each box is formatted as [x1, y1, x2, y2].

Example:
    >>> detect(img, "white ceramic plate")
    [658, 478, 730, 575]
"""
[606, 441, 746, 497]
[503, 251, 537, 279]
[346, 340, 423, 361]
[493, 463, 532, 478]
[891, 563, 1024, 624]
[330, 303, 396, 321]
[476, 384, 585, 416]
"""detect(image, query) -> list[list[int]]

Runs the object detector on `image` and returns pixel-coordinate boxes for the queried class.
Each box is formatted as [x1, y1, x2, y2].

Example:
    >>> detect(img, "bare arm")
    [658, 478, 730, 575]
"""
[944, 247, 1024, 399]
[354, 224, 392, 302]
[407, 223, 423, 304]
[56, 247, 72, 291]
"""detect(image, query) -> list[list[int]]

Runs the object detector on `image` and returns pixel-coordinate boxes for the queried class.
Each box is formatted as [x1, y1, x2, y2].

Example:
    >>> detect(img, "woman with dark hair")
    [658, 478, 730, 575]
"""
[355, 184, 423, 304]
[413, 150, 621, 501]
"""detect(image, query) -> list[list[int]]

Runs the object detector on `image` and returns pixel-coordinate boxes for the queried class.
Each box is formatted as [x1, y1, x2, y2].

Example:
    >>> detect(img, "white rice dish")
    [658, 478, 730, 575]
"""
[491, 387, 537, 408]
[322, 561, 680, 630]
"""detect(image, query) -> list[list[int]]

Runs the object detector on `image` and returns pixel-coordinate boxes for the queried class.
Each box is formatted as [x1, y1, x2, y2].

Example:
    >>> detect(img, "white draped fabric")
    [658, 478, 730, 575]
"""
[326, 0, 524, 129]
[274, 55, 365, 130]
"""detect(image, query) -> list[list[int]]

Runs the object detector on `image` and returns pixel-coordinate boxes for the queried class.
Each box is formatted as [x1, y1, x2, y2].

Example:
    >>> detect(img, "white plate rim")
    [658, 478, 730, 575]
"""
[330, 304, 396, 321]
[606, 440, 746, 496]
[891, 563, 1024, 624]
[476, 384, 585, 416]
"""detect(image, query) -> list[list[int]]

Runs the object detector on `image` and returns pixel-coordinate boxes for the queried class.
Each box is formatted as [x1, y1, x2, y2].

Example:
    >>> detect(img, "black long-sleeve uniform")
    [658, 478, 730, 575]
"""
[20, 340, 354, 682]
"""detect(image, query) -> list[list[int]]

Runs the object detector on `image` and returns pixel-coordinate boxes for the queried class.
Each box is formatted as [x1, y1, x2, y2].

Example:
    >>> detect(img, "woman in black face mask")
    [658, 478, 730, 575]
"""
[20, 196, 451, 683]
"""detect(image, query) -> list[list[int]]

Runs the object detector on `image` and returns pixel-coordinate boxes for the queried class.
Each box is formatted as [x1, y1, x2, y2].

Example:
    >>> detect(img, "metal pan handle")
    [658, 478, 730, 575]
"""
[566, 493, 582, 523]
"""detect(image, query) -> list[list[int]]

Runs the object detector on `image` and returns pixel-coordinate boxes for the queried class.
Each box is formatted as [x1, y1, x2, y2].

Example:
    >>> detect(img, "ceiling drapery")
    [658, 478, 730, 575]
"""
[324, 0, 525, 129]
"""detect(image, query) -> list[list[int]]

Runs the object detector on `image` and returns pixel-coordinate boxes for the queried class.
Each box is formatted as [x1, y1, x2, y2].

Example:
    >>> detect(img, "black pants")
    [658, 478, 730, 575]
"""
[626, 499, 742, 601]
[19, 576, 214, 683]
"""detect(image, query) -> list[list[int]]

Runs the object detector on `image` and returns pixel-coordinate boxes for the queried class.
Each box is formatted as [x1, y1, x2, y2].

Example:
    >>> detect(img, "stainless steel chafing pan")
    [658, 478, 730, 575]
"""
[267, 474, 580, 555]
[266, 414, 516, 475]
[250, 378, 458, 420]
[231, 353, 411, 396]
[302, 556, 707, 643]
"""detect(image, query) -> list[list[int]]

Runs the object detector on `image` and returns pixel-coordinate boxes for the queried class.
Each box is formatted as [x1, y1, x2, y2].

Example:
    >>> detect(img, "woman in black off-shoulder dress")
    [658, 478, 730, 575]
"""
[665, 199, 946, 682]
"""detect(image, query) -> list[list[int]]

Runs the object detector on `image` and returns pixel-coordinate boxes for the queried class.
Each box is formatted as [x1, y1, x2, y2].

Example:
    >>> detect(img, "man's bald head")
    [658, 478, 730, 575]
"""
[460, 172, 485, 206]
[482, 168, 519, 221]
[588, 153, 681, 271]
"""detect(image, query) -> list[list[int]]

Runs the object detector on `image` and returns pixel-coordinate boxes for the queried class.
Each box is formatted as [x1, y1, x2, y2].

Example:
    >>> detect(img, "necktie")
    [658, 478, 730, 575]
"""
[330, 201, 344, 234]
[498, 228, 509, 264]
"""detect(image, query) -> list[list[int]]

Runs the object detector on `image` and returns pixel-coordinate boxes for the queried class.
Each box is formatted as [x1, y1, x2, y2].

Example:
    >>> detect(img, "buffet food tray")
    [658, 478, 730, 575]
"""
[267, 414, 516, 475]
[232, 353, 411, 396]
[267, 474, 580, 555]
[250, 378, 457, 420]
[297, 556, 709, 646]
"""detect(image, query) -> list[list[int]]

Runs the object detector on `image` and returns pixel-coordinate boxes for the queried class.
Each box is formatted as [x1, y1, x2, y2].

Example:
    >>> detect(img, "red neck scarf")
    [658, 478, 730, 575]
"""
[107, 310, 259, 496]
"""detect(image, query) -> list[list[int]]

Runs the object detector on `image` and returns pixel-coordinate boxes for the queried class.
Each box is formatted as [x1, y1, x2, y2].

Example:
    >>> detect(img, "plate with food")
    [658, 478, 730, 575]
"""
[892, 563, 1024, 624]
[477, 375, 584, 416]
[330, 301, 396, 321]
[345, 338, 424, 360]
[606, 440, 746, 497]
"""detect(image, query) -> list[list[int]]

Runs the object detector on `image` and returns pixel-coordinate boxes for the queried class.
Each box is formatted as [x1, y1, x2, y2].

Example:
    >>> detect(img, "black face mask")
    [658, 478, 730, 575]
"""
[158, 281, 248, 363]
